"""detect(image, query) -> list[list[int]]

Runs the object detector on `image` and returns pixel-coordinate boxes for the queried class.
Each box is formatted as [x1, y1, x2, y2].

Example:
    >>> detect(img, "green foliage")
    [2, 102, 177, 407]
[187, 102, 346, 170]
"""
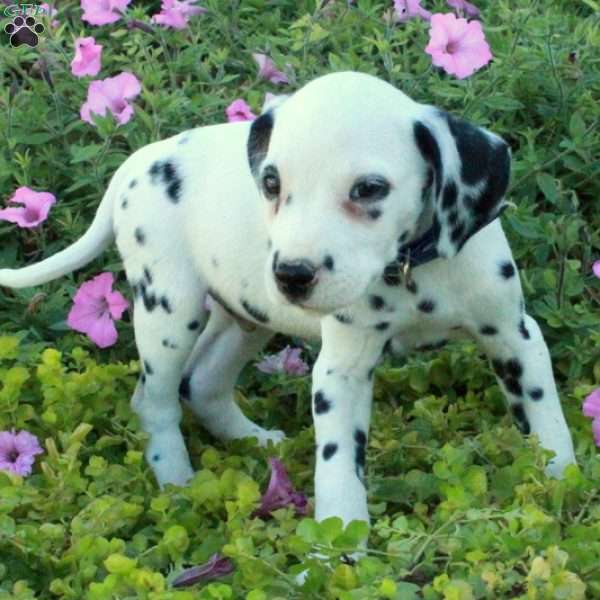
[0, 0, 599, 597]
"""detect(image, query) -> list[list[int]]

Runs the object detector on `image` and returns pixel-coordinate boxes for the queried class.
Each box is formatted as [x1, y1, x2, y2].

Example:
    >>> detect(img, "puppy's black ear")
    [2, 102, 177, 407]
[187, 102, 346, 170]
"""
[247, 111, 274, 176]
[413, 109, 511, 258]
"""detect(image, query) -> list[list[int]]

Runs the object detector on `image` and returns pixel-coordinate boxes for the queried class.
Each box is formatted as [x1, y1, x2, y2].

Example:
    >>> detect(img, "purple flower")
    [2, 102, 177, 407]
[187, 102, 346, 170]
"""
[71, 36, 103, 78]
[225, 98, 256, 122]
[252, 53, 289, 85]
[583, 389, 600, 447]
[256, 346, 309, 376]
[0, 430, 44, 476]
[67, 272, 129, 348]
[593, 260, 600, 279]
[172, 553, 234, 588]
[0, 186, 56, 229]
[81, 0, 131, 26]
[393, 0, 432, 22]
[152, 0, 207, 30]
[80, 72, 141, 126]
[252, 458, 309, 519]
[446, 0, 480, 18]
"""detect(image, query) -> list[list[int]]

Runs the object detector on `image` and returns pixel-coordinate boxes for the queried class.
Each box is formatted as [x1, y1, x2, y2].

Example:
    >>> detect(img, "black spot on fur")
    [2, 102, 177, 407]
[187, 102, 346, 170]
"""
[399, 230, 410, 244]
[121, 198, 128, 209]
[367, 209, 382, 220]
[134, 227, 145, 245]
[149, 160, 183, 203]
[511, 404, 531, 434]
[162, 338, 177, 349]
[179, 375, 191, 400]
[417, 299, 436, 313]
[129, 179, 137, 189]
[323, 255, 335, 271]
[519, 319, 531, 340]
[500, 261, 515, 279]
[334, 313, 352, 324]
[241, 299, 269, 323]
[447, 210, 459, 226]
[505, 358, 523, 379]
[140, 282, 157, 312]
[160, 296, 172, 313]
[143, 266, 153, 284]
[354, 429, 366, 478]
[314, 391, 331, 415]
[450, 223, 465, 243]
[272, 250, 279, 273]
[480, 325, 498, 335]
[382, 339, 393, 354]
[529, 387, 544, 401]
[322, 443, 338, 460]
[152, 454, 160, 462]
[188, 320, 200, 331]
[143, 360, 154, 375]
[406, 279, 418, 294]
[141, 373, 146, 384]
[208, 288, 239, 319]
[375, 322, 390, 331]
[505, 378, 523, 396]
[368, 366, 375, 380]
[442, 180, 458, 210]
[369, 295, 385, 310]
[247, 111, 274, 175]
[383, 263, 401, 286]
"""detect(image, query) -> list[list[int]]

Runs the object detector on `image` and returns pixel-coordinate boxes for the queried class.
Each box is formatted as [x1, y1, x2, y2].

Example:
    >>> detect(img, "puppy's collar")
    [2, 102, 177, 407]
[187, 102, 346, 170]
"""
[397, 226, 439, 269]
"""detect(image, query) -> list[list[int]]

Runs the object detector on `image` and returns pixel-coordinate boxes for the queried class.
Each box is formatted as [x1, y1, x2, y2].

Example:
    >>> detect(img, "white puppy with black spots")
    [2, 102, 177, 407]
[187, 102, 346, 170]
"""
[0, 72, 575, 530]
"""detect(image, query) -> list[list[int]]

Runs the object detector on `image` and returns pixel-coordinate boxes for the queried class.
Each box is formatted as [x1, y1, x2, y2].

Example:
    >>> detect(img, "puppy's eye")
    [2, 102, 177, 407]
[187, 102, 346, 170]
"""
[349, 177, 390, 202]
[261, 167, 281, 199]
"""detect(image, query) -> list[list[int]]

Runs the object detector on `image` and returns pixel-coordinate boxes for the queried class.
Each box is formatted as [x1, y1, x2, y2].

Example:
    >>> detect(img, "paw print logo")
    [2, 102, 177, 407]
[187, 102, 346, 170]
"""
[4, 16, 45, 48]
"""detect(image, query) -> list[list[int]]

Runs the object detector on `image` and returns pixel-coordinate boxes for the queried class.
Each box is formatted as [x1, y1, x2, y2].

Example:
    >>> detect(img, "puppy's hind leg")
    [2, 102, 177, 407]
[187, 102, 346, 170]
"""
[181, 304, 285, 445]
[128, 267, 209, 488]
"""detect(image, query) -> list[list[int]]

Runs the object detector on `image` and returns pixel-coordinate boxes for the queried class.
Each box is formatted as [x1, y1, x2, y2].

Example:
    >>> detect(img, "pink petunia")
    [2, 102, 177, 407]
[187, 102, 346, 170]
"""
[172, 554, 234, 588]
[225, 98, 256, 123]
[593, 260, 600, 279]
[446, 0, 480, 18]
[252, 458, 309, 518]
[67, 272, 129, 348]
[81, 0, 131, 26]
[80, 72, 141, 126]
[151, 0, 207, 30]
[252, 53, 289, 85]
[583, 389, 600, 419]
[425, 12, 492, 79]
[71, 37, 103, 78]
[593, 419, 600, 447]
[38, 3, 60, 27]
[256, 346, 309, 376]
[0, 430, 44, 476]
[0, 187, 56, 229]
[393, 0, 432, 22]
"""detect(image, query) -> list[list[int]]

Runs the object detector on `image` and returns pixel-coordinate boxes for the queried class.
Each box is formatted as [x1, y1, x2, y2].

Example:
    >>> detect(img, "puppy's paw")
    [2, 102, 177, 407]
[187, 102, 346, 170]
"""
[254, 428, 286, 447]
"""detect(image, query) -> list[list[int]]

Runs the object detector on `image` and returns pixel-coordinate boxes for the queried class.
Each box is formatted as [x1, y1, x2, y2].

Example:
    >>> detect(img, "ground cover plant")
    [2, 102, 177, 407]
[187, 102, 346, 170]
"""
[0, 0, 599, 598]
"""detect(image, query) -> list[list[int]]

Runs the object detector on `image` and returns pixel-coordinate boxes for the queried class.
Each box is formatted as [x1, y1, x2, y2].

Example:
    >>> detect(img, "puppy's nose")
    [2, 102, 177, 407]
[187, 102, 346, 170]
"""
[273, 259, 317, 301]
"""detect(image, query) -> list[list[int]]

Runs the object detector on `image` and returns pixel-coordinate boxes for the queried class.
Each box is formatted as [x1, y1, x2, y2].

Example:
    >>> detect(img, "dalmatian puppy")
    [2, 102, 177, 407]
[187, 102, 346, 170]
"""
[0, 72, 576, 530]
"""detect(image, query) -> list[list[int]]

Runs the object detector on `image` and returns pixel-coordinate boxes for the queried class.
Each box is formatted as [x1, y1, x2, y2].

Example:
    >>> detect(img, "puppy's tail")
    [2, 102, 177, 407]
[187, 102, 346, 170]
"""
[0, 174, 119, 289]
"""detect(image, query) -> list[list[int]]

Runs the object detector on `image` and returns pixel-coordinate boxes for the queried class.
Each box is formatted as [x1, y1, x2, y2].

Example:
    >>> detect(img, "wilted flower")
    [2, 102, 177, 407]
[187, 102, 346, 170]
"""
[393, 0, 431, 22]
[257, 346, 309, 376]
[152, 0, 207, 30]
[583, 389, 600, 447]
[225, 98, 256, 122]
[0, 430, 44, 476]
[71, 36, 103, 78]
[593, 260, 600, 279]
[446, 0, 480, 18]
[81, 0, 131, 26]
[252, 53, 289, 85]
[80, 72, 141, 126]
[67, 272, 129, 348]
[172, 553, 234, 588]
[0, 186, 56, 228]
[252, 458, 309, 518]
[425, 12, 492, 79]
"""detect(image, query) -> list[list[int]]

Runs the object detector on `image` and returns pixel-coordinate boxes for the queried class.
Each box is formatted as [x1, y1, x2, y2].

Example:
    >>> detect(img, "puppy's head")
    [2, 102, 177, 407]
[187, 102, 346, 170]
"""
[247, 72, 510, 314]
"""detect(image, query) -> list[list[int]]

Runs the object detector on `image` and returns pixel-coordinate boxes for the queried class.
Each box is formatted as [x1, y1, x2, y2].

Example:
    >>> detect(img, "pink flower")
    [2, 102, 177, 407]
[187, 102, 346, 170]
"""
[172, 553, 234, 588]
[80, 72, 141, 126]
[593, 419, 600, 447]
[393, 0, 431, 22]
[583, 389, 600, 419]
[39, 3, 60, 28]
[225, 98, 256, 123]
[257, 346, 309, 376]
[81, 0, 131, 25]
[446, 0, 480, 18]
[252, 53, 289, 85]
[67, 272, 129, 348]
[0, 186, 56, 229]
[593, 260, 600, 279]
[151, 0, 207, 30]
[0, 430, 44, 476]
[71, 37, 103, 78]
[425, 12, 492, 79]
[252, 458, 309, 518]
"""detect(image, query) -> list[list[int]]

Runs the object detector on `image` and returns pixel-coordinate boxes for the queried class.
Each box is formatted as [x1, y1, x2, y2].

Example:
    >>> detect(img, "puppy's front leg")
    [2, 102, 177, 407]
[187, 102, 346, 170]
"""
[312, 317, 386, 526]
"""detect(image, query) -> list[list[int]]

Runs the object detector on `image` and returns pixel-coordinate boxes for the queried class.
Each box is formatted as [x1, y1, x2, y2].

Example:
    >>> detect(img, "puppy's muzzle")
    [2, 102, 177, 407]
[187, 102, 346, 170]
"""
[273, 259, 318, 302]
